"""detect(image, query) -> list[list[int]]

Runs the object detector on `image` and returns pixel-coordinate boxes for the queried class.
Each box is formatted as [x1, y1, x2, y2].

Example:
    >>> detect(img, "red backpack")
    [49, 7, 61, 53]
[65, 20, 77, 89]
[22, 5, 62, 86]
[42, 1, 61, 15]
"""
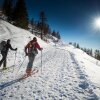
[28, 41, 38, 55]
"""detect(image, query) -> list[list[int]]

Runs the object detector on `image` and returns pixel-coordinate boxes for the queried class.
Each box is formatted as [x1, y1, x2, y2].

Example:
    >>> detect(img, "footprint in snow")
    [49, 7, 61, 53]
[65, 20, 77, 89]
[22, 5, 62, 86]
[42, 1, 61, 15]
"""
[79, 75, 86, 79]
[80, 61, 84, 63]
[79, 81, 89, 89]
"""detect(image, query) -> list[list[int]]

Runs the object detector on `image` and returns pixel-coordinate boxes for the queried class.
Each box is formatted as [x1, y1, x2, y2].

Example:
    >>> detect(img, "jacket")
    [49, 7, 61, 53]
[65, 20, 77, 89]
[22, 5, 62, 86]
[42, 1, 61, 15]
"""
[25, 40, 41, 55]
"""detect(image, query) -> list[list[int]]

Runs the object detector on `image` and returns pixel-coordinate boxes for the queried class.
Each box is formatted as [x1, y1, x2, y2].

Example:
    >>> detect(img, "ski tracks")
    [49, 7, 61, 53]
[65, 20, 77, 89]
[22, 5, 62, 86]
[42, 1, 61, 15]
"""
[34, 47, 99, 100]
[0, 47, 99, 100]
[68, 52, 99, 100]
[28, 47, 99, 99]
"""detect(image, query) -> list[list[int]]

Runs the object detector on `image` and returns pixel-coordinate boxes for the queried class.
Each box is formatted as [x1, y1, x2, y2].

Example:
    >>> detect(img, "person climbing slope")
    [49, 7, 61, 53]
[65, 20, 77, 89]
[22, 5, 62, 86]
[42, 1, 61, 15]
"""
[25, 37, 43, 76]
[0, 39, 17, 70]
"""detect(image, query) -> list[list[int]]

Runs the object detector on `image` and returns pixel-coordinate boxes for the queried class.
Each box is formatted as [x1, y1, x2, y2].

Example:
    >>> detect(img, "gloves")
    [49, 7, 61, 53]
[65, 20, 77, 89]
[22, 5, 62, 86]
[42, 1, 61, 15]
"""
[15, 48, 17, 51]
[25, 52, 28, 56]
[40, 48, 43, 51]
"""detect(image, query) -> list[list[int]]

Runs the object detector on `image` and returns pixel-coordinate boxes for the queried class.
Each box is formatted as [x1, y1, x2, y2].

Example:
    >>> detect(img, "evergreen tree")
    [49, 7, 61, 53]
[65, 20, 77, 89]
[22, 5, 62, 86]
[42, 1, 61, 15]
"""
[36, 21, 41, 31]
[90, 49, 93, 56]
[52, 30, 56, 37]
[39, 11, 47, 39]
[31, 18, 35, 34]
[2, 0, 13, 21]
[2, 0, 8, 15]
[43, 24, 50, 36]
[73, 42, 77, 48]
[83, 48, 87, 53]
[76, 43, 80, 48]
[95, 50, 100, 60]
[13, 0, 28, 29]
[81, 47, 84, 51]
[86, 49, 88, 54]
[48, 28, 52, 35]
[94, 50, 98, 59]
[69, 42, 72, 45]
[98, 51, 100, 60]
[56, 31, 61, 39]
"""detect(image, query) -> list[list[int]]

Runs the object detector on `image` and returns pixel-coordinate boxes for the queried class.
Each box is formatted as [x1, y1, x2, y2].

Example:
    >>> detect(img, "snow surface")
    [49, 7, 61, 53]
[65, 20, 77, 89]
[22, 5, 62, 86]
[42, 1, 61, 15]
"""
[0, 20, 100, 100]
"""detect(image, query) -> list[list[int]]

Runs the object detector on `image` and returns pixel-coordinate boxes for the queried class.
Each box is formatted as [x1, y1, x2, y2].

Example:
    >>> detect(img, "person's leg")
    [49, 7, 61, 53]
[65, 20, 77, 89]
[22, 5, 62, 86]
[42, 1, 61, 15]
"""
[26, 55, 35, 76]
[0, 53, 6, 68]
[0, 60, 2, 67]
[0, 55, 4, 67]
[3, 58, 7, 70]
[28, 56, 35, 68]
[2, 53, 7, 70]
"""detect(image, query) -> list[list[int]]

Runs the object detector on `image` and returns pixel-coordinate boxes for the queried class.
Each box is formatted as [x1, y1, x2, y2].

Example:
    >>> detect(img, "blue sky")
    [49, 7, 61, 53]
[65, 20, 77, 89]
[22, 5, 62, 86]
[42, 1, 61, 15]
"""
[0, 0, 100, 50]
[25, 0, 100, 50]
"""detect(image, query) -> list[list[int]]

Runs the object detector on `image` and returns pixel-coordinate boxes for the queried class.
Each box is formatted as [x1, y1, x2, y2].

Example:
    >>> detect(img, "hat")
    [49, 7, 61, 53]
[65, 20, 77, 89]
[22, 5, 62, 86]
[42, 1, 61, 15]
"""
[33, 37, 37, 42]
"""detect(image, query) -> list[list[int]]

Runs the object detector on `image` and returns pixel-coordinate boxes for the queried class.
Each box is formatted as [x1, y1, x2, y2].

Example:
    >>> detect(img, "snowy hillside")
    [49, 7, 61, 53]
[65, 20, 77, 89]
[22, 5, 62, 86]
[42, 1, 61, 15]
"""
[0, 20, 100, 100]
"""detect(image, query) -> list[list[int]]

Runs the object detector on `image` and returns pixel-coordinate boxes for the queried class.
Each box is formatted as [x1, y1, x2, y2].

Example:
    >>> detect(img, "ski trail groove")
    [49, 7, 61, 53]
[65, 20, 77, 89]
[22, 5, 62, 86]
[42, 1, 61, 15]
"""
[0, 47, 99, 100]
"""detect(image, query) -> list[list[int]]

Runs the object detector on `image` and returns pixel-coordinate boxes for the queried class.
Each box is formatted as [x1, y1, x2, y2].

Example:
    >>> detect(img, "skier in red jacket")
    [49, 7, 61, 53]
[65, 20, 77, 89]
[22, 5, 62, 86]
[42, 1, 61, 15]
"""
[25, 37, 43, 76]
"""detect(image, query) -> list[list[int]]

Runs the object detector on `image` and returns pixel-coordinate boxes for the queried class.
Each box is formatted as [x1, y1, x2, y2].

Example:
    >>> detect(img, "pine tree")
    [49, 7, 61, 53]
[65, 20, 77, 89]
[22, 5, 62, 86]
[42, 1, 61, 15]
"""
[56, 31, 61, 39]
[94, 50, 98, 59]
[83, 48, 87, 53]
[48, 27, 52, 35]
[13, 0, 28, 29]
[69, 42, 72, 45]
[90, 49, 93, 56]
[2, 0, 8, 15]
[31, 18, 35, 34]
[39, 11, 47, 39]
[52, 30, 56, 37]
[2, 0, 13, 21]
[76, 43, 80, 48]
[73, 42, 77, 48]
[98, 51, 100, 60]
[95, 50, 100, 60]
[43, 24, 50, 35]
[36, 21, 41, 31]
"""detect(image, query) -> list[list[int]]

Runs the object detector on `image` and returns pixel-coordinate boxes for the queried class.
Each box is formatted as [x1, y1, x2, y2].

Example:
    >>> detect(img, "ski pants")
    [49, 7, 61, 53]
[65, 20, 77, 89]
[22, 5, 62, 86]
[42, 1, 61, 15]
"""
[27, 54, 36, 69]
[0, 52, 7, 68]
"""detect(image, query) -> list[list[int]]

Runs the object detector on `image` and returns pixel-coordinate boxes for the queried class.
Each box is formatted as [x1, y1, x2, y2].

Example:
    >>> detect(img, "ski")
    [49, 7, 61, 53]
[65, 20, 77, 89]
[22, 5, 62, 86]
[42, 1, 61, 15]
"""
[20, 69, 39, 80]
[0, 65, 15, 72]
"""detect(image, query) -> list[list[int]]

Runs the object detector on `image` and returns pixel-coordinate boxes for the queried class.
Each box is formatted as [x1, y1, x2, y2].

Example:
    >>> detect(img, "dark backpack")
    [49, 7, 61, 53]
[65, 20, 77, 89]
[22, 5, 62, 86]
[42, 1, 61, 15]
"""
[0, 41, 7, 53]
[28, 42, 38, 55]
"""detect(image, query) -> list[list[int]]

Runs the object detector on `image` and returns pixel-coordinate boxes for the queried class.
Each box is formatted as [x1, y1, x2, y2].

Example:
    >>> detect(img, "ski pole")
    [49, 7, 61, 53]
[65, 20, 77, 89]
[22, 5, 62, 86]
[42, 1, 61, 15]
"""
[13, 50, 17, 71]
[41, 50, 42, 73]
[17, 56, 26, 73]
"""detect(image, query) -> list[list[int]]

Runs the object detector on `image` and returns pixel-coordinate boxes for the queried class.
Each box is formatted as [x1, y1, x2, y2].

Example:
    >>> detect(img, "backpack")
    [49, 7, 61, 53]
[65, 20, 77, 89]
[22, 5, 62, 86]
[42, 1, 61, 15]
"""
[0, 41, 7, 53]
[28, 42, 38, 55]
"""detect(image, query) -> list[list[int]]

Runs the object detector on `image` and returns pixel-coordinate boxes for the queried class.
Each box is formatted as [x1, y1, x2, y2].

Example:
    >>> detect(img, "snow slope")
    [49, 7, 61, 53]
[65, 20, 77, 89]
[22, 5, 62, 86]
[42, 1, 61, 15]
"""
[0, 20, 100, 100]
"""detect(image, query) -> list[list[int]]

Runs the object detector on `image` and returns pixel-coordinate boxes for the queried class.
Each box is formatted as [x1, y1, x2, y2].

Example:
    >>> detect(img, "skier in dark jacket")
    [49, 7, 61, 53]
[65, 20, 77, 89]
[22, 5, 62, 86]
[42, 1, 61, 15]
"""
[25, 37, 43, 76]
[0, 39, 17, 70]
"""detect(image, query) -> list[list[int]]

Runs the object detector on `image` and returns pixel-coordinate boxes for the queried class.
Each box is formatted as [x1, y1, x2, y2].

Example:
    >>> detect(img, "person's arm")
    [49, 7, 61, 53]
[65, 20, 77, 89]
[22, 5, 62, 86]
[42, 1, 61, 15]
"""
[9, 44, 17, 51]
[25, 43, 29, 55]
[35, 42, 43, 50]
